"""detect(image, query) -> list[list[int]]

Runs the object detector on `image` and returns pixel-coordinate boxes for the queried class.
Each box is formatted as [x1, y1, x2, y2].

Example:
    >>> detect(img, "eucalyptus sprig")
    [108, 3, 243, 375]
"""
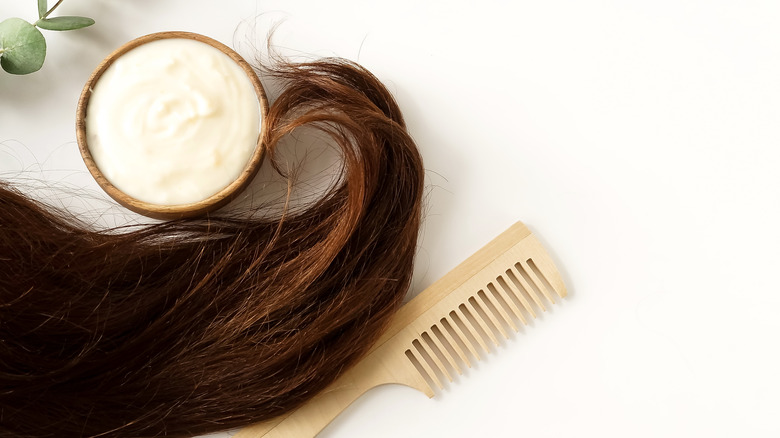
[0, 0, 95, 75]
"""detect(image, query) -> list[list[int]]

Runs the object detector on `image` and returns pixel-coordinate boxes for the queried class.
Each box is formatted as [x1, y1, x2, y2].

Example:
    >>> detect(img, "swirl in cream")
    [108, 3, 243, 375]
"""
[86, 38, 260, 206]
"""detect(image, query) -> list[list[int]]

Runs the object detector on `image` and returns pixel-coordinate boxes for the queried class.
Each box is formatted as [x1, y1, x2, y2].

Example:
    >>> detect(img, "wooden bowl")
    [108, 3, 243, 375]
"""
[75, 32, 269, 220]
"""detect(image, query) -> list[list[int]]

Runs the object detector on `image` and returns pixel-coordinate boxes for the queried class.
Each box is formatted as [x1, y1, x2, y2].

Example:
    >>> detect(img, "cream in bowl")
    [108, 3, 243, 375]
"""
[76, 32, 268, 219]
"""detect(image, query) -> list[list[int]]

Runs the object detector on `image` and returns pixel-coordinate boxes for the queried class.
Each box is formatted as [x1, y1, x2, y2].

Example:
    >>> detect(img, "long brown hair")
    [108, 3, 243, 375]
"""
[0, 58, 424, 437]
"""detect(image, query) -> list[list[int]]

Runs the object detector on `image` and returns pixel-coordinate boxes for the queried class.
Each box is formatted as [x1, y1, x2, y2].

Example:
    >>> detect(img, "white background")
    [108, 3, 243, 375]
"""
[2, 1, 780, 437]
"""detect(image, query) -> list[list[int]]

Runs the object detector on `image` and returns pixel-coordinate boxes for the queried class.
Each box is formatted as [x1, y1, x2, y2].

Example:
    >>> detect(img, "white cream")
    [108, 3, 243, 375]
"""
[86, 38, 260, 205]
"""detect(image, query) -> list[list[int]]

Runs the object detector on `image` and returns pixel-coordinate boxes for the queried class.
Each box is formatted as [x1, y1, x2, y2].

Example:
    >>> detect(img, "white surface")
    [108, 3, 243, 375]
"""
[2, 1, 780, 437]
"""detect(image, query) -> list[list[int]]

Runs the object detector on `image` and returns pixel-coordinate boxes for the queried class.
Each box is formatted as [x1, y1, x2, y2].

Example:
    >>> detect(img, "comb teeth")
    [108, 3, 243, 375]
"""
[403, 255, 565, 392]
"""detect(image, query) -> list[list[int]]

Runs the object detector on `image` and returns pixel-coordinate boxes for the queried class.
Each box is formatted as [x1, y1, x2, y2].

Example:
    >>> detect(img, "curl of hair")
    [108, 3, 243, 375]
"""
[0, 58, 424, 438]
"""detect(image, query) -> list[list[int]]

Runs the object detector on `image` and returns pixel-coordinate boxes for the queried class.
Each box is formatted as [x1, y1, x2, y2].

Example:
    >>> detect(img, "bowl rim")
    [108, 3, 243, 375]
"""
[75, 31, 269, 220]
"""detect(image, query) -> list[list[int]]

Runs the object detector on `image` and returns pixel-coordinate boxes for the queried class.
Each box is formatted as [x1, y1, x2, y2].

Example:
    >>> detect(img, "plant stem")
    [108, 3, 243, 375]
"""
[42, 0, 66, 20]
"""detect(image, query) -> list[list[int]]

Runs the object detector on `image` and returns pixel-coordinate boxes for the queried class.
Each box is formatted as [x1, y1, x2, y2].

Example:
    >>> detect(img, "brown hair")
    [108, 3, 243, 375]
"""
[0, 58, 424, 437]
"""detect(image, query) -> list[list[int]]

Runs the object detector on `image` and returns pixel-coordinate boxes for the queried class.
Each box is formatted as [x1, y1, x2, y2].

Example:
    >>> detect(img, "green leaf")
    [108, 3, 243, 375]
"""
[38, 0, 48, 19]
[36, 16, 95, 31]
[0, 18, 46, 75]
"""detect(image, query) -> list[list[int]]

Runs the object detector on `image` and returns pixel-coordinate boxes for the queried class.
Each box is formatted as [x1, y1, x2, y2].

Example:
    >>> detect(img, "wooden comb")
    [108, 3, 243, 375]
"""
[234, 221, 567, 438]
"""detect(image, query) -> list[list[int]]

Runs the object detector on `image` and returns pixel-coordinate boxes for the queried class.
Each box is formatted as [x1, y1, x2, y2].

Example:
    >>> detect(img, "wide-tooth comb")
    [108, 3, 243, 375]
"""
[235, 221, 567, 438]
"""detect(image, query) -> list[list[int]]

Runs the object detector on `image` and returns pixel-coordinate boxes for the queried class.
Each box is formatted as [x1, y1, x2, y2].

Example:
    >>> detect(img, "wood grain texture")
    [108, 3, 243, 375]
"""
[235, 221, 568, 438]
[75, 32, 269, 220]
